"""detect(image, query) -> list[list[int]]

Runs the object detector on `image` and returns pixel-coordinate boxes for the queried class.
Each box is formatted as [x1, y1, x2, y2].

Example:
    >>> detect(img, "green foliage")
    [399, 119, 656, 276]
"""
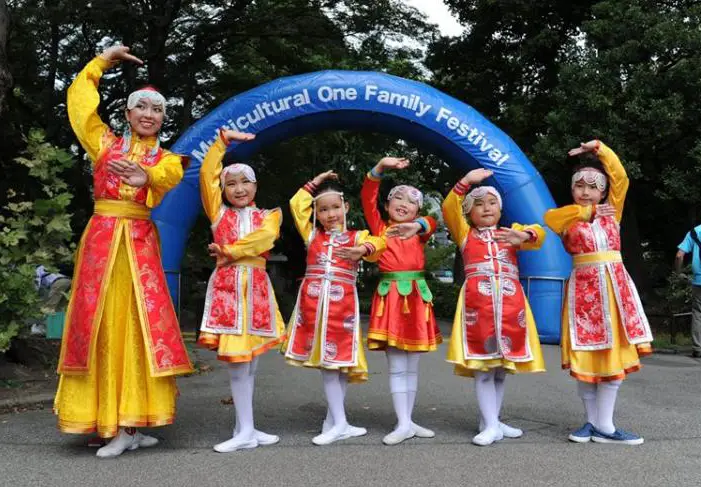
[0, 129, 75, 352]
[427, 281, 461, 320]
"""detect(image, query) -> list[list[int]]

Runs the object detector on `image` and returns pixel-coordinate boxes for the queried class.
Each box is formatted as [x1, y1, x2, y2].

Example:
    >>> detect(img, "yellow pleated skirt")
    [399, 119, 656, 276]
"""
[54, 238, 177, 438]
[198, 272, 286, 363]
[447, 284, 546, 377]
[561, 274, 652, 383]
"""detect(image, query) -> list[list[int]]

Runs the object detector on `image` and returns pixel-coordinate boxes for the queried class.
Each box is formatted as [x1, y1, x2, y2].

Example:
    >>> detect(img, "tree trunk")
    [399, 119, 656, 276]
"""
[0, 0, 12, 117]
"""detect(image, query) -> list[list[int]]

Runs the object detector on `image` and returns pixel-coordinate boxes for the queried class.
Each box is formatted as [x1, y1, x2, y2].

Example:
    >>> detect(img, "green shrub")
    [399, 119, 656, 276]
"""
[0, 129, 75, 352]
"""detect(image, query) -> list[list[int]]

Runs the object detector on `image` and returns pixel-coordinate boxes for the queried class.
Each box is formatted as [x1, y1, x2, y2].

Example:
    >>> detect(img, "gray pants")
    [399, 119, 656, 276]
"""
[693, 286, 701, 353]
[43, 278, 71, 313]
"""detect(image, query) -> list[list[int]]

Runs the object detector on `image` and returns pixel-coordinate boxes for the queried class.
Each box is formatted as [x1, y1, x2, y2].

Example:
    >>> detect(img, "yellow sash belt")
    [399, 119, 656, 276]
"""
[94, 199, 151, 220]
[573, 250, 622, 267]
[230, 256, 266, 269]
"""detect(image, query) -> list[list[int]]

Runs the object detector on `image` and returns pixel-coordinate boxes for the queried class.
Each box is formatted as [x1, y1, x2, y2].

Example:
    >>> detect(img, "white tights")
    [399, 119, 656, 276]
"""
[577, 379, 622, 434]
[474, 368, 504, 431]
[322, 370, 349, 428]
[228, 357, 259, 439]
[387, 348, 421, 431]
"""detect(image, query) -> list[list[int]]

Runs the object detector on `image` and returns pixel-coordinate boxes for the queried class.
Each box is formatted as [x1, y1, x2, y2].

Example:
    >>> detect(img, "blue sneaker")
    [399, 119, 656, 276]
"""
[591, 428, 644, 445]
[568, 422, 594, 443]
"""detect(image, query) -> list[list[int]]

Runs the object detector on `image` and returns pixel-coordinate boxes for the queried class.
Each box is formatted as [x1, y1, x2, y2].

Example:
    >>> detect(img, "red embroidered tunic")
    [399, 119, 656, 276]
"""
[545, 143, 653, 352]
[284, 186, 385, 382]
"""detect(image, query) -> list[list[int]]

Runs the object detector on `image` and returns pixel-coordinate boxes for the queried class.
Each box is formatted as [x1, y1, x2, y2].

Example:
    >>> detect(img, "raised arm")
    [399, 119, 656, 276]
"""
[199, 129, 257, 223]
[66, 56, 113, 162]
[199, 135, 227, 223]
[67, 46, 144, 162]
[360, 172, 386, 235]
[595, 141, 629, 221]
[442, 185, 470, 247]
[290, 185, 315, 244]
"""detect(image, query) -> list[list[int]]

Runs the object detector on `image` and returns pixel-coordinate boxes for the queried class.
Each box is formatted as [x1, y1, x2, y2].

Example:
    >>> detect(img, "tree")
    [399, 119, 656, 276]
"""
[0, 0, 11, 115]
[533, 0, 701, 295]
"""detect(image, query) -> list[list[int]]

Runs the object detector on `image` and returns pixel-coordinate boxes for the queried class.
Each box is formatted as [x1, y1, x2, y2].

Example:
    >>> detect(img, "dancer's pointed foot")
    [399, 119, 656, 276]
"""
[479, 420, 523, 438]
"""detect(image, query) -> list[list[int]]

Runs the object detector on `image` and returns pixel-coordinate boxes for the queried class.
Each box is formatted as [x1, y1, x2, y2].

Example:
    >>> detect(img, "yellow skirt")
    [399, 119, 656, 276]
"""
[54, 238, 177, 438]
[561, 274, 652, 383]
[198, 272, 286, 363]
[447, 286, 546, 378]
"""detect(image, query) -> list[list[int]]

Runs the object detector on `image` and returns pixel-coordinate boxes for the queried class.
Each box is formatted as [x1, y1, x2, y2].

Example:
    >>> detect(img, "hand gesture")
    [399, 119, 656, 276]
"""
[107, 158, 148, 187]
[461, 168, 493, 186]
[335, 245, 367, 262]
[311, 170, 338, 187]
[568, 140, 599, 157]
[221, 129, 255, 144]
[595, 203, 616, 218]
[208, 243, 230, 267]
[385, 222, 422, 240]
[494, 227, 530, 246]
[377, 157, 410, 171]
[99, 45, 144, 65]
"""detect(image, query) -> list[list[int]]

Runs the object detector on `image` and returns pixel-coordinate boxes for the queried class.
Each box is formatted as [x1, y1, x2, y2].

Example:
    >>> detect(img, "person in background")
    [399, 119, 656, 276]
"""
[675, 224, 701, 358]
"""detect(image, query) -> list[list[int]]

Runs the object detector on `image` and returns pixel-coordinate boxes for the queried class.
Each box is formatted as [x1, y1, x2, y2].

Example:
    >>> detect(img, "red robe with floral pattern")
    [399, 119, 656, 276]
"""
[58, 139, 192, 377]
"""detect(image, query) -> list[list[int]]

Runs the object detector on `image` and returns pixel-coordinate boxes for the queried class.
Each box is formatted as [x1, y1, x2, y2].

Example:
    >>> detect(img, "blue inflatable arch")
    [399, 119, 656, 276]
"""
[153, 71, 571, 343]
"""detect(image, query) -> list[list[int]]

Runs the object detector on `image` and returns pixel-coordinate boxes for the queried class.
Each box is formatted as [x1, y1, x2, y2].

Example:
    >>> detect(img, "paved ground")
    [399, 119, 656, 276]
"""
[2, 323, 701, 487]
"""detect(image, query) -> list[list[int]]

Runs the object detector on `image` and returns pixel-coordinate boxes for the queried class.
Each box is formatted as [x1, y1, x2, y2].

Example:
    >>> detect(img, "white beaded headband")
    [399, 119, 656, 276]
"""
[220, 163, 257, 188]
[571, 168, 607, 192]
[388, 185, 423, 208]
[127, 89, 166, 116]
[463, 186, 502, 214]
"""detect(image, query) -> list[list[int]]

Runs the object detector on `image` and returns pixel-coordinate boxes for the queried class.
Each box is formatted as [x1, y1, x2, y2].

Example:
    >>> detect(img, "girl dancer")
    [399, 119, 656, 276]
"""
[361, 157, 442, 445]
[285, 171, 385, 445]
[198, 129, 287, 452]
[443, 168, 546, 446]
[544, 139, 653, 445]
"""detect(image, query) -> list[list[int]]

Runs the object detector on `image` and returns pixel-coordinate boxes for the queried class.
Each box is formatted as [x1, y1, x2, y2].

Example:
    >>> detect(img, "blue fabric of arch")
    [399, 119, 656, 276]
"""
[154, 71, 571, 343]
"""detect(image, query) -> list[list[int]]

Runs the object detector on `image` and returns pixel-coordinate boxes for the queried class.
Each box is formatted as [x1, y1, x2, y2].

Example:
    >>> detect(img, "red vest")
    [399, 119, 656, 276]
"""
[459, 228, 532, 362]
[58, 138, 192, 377]
[285, 229, 362, 367]
[200, 206, 280, 337]
[564, 216, 652, 350]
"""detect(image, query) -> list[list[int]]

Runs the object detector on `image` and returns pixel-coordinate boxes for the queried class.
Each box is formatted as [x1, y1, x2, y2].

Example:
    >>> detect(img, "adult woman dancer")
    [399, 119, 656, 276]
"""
[54, 45, 192, 458]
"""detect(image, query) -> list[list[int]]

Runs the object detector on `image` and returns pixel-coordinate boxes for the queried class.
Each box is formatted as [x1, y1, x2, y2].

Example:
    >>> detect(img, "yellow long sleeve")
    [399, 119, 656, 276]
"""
[67, 56, 114, 162]
[222, 208, 282, 261]
[290, 188, 314, 244]
[512, 223, 546, 251]
[142, 152, 185, 208]
[544, 205, 593, 236]
[356, 230, 386, 263]
[442, 188, 470, 247]
[596, 142, 629, 221]
[200, 136, 227, 223]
